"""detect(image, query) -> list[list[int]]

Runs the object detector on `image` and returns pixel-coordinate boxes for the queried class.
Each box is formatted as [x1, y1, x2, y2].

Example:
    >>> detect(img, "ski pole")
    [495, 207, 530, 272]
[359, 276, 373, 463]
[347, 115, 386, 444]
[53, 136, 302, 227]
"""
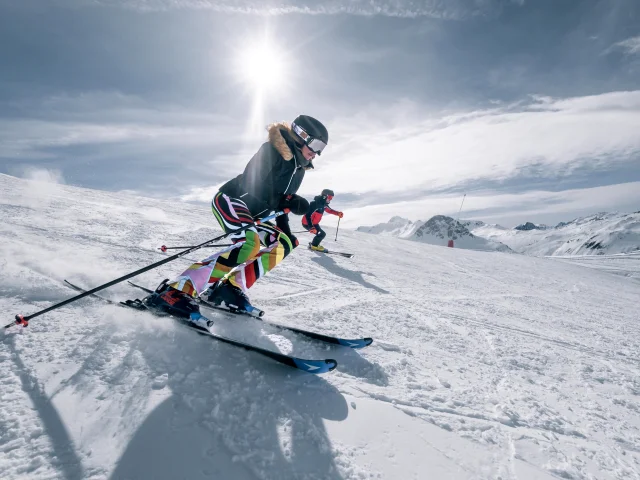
[335, 217, 341, 242]
[7, 210, 289, 329]
[455, 193, 466, 225]
[158, 244, 233, 252]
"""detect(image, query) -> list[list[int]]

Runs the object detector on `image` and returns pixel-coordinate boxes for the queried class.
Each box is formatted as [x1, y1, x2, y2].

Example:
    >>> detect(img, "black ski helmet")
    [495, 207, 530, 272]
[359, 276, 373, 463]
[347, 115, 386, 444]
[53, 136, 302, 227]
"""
[291, 115, 329, 155]
[321, 189, 334, 197]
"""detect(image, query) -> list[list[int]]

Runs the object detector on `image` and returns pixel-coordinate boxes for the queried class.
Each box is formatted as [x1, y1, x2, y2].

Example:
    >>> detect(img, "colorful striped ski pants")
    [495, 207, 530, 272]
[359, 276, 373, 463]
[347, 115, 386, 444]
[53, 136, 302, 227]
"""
[168, 192, 296, 297]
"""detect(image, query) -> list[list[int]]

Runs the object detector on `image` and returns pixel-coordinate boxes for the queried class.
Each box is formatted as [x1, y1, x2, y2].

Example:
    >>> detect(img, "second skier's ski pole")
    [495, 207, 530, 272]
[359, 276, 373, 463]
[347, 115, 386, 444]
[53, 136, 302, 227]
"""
[7, 210, 289, 329]
[335, 217, 341, 242]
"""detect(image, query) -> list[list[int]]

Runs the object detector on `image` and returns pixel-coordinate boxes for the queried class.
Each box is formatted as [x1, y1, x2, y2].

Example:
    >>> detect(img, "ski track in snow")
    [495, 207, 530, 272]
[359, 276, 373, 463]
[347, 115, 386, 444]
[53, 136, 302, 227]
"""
[1, 174, 640, 479]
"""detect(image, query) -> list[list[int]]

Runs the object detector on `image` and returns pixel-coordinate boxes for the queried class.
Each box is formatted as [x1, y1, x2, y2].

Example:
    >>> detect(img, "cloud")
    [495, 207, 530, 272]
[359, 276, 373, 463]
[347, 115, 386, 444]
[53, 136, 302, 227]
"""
[301, 90, 640, 200]
[0, 119, 227, 158]
[52, 0, 522, 19]
[0, 91, 248, 165]
[0, 91, 263, 197]
[611, 36, 640, 56]
[347, 181, 640, 228]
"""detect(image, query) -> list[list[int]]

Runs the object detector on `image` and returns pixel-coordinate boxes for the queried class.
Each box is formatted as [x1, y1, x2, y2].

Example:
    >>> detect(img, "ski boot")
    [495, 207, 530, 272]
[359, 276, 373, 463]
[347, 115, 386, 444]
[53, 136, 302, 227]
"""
[144, 280, 212, 329]
[309, 243, 327, 253]
[206, 281, 259, 316]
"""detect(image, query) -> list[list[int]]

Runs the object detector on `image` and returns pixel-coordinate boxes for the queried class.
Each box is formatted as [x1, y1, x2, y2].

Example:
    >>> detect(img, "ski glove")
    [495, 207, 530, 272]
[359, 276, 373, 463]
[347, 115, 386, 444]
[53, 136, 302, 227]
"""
[309, 228, 318, 234]
[338, 212, 344, 218]
[278, 194, 309, 216]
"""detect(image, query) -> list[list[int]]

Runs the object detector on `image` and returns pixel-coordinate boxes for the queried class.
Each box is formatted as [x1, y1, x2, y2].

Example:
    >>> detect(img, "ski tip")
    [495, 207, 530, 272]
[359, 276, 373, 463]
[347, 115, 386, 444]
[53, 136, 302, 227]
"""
[293, 358, 338, 374]
[338, 337, 374, 349]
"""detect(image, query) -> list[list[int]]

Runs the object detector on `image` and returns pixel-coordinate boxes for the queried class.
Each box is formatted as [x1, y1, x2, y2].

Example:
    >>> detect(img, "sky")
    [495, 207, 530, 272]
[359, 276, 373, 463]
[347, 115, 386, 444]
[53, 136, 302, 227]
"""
[0, 0, 639, 228]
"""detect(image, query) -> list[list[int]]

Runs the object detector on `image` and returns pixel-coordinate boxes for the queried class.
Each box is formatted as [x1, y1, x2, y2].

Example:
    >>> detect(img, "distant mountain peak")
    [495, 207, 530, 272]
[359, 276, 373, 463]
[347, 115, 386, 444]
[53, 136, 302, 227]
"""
[415, 215, 473, 240]
[514, 222, 548, 231]
[356, 216, 424, 238]
[468, 211, 640, 256]
[358, 214, 512, 252]
[388, 215, 412, 223]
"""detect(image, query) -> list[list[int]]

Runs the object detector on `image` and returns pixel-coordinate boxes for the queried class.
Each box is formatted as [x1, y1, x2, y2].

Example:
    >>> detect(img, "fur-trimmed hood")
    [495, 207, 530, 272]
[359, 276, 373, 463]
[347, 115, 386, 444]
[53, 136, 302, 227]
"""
[218, 121, 310, 215]
[267, 122, 294, 161]
[267, 122, 313, 169]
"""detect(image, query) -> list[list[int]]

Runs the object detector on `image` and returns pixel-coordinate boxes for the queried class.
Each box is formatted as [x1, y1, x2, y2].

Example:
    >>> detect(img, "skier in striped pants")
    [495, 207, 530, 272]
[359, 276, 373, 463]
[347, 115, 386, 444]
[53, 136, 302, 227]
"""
[143, 115, 328, 323]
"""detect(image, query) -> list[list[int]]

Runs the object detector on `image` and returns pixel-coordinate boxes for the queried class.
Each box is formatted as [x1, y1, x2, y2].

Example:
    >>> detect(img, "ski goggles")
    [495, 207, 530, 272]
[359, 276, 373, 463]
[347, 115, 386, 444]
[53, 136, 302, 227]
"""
[292, 122, 327, 155]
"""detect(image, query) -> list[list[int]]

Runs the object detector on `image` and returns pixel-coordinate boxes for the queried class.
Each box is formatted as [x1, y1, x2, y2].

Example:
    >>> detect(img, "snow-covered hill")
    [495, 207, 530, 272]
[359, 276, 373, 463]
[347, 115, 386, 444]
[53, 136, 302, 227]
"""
[355, 216, 423, 238]
[470, 212, 640, 256]
[1, 173, 640, 480]
[410, 215, 512, 252]
[359, 215, 511, 252]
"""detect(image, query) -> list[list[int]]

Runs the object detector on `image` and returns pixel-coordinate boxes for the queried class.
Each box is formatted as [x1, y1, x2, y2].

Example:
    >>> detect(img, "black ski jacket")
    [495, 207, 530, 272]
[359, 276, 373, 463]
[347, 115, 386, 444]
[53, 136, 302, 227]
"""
[219, 123, 312, 218]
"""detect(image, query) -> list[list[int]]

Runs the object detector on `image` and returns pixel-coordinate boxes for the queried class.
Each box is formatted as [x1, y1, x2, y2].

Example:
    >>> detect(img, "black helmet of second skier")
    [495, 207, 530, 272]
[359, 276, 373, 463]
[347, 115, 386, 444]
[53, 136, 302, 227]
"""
[291, 115, 329, 155]
[321, 189, 334, 203]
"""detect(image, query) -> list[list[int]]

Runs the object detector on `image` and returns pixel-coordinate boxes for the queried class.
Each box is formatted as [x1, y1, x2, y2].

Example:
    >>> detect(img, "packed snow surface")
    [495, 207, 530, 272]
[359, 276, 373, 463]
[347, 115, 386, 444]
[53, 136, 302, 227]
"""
[1, 173, 640, 480]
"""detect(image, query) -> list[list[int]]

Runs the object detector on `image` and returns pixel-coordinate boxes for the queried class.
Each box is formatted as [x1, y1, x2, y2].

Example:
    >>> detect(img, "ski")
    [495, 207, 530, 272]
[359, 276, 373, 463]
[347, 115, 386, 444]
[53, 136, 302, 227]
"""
[308, 245, 354, 258]
[127, 281, 373, 349]
[322, 250, 355, 258]
[64, 280, 119, 305]
[63, 280, 338, 374]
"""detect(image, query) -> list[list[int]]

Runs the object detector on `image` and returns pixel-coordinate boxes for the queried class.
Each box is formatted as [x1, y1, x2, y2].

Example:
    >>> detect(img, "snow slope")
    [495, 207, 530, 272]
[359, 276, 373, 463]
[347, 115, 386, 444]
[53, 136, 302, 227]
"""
[1, 173, 640, 480]
[549, 252, 640, 283]
[469, 212, 640, 257]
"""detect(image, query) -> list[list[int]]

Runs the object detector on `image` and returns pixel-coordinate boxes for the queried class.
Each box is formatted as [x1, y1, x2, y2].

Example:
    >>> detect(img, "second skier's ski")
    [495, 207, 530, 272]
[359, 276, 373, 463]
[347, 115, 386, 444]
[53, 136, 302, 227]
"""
[308, 245, 354, 258]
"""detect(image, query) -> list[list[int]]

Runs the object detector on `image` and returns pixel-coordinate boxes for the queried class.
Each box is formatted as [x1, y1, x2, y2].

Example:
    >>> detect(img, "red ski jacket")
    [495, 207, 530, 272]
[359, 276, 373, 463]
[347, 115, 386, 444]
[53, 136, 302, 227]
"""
[302, 195, 341, 228]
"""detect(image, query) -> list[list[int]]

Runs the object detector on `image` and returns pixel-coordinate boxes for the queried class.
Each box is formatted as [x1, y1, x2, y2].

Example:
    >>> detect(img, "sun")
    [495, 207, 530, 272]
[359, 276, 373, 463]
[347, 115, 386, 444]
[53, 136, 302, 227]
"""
[233, 35, 293, 139]
[230, 33, 297, 142]
[237, 42, 288, 92]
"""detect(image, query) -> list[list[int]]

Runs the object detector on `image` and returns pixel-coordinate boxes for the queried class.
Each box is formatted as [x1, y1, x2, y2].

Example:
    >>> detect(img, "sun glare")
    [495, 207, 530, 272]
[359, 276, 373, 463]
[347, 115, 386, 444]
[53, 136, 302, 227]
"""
[238, 43, 287, 91]
[234, 36, 292, 139]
